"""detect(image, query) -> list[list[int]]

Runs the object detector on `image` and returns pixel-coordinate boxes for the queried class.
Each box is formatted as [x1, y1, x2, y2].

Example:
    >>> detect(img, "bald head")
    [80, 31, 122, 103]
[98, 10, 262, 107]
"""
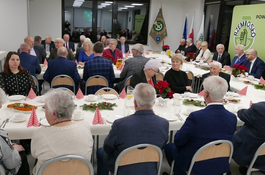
[20, 43, 30, 53]
[246, 49, 257, 61]
[180, 39, 186, 46]
[57, 47, 68, 57]
[24, 36, 34, 48]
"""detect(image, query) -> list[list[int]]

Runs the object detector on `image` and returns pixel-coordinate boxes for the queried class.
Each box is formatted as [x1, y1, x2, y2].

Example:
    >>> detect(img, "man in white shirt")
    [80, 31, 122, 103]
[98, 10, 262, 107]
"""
[117, 36, 129, 54]
[63, 34, 75, 52]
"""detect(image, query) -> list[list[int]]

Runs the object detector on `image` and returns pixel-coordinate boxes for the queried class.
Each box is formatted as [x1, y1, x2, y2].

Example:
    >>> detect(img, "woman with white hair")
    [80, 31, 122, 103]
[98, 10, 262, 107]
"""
[31, 89, 93, 175]
[0, 88, 30, 175]
[129, 59, 160, 88]
[195, 41, 212, 63]
[78, 40, 94, 65]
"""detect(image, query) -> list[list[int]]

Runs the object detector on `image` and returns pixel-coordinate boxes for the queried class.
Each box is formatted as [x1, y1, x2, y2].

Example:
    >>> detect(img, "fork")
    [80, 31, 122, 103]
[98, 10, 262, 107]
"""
[2, 118, 9, 128]
[176, 113, 183, 122]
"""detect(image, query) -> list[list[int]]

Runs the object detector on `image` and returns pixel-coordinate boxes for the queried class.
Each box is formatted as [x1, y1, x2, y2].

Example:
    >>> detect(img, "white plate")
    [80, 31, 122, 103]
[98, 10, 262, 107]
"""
[102, 94, 117, 100]
[106, 115, 123, 124]
[159, 113, 178, 122]
[85, 95, 97, 102]
[37, 96, 46, 103]
[11, 117, 27, 123]
[13, 109, 33, 114]
[8, 95, 25, 101]
[40, 118, 50, 126]
[72, 116, 84, 121]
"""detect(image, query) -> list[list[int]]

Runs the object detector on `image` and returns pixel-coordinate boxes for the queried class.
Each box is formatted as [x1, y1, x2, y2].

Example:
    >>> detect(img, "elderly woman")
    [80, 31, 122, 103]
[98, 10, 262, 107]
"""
[31, 89, 93, 175]
[196, 41, 212, 63]
[164, 54, 192, 93]
[78, 40, 94, 65]
[0, 51, 38, 96]
[129, 59, 160, 88]
[0, 88, 30, 175]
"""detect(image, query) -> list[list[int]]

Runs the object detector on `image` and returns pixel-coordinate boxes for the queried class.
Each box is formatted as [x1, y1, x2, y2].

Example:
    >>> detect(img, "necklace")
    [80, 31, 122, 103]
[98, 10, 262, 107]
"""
[51, 119, 71, 126]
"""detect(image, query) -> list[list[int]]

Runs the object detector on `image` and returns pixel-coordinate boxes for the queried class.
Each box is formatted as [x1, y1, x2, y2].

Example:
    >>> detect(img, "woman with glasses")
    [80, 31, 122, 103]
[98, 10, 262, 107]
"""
[195, 41, 212, 63]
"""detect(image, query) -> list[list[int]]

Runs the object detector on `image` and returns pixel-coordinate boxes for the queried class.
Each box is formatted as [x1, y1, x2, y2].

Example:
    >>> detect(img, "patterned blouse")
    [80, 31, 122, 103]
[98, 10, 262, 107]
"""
[0, 70, 38, 96]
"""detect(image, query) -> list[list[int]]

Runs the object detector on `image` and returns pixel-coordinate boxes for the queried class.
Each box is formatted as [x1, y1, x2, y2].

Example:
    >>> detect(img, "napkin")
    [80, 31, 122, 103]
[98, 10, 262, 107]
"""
[76, 88, 84, 99]
[238, 86, 248, 96]
[119, 88, 126, 99]
[142, 53, 145, 57]
[28, 88, 37, 99]
[146, 50, 150, 55]
[43, 59, 48, 66]
[260, 77, 265, 85]
[249, 100, 253, 108]
[75, 59, 78, 65]
[27, 108, 39, 127]
[125, 51, 129, 58]
[198, 90, 204, 96]
[92, 106, 104, 125]
[117, 62, 124, 70]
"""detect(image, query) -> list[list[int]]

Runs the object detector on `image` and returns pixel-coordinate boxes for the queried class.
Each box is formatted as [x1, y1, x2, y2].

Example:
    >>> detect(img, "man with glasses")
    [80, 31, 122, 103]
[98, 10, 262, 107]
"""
[102, 38, 123, 65]
[48, 38, 75, 61]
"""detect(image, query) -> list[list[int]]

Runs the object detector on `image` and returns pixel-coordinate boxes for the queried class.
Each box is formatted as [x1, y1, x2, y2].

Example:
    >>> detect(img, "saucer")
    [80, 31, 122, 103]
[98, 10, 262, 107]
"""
[11, 117, 27, 123]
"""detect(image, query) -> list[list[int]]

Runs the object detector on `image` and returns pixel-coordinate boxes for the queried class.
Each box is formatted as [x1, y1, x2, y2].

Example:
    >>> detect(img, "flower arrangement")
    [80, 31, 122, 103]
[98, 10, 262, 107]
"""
[232, 64, 248, 77]
[185, 52, 195, 62]
[154, 80, 174, 99]
[104, 54, 114, 63]
[81, 102, 117, 112]
[183, 99, 206, 107]
[162, 45, 170, 52]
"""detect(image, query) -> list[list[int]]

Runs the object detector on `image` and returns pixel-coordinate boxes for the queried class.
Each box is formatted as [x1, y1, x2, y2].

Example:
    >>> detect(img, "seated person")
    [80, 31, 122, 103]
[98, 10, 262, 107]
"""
[202, 62, 230, 91]
[78, 40, 94, 65]
[0, 88, 30, 175]
[97, 83, 169, 175]
[175, 39, 186, 54]
[212, 44, 231, 67]
[31, 89, 93, 175]
[232, 102, 265, 174]
[195, 41, 202, 58]
[164, 76, 237, 175]
[164, 54, 192, 93]
[117, 36, 129, 54]
[130, 59, 160, 88]
[230, 44, 247, 68]
[102, 39, 123, 65]
[195, 41, 212, 63]
[184, 38, 197, 55]
[0, 51, 38, 96]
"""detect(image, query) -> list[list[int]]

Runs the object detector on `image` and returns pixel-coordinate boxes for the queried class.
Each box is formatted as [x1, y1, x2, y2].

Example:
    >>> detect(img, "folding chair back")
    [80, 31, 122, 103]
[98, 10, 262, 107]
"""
[247, 142, 265, 175]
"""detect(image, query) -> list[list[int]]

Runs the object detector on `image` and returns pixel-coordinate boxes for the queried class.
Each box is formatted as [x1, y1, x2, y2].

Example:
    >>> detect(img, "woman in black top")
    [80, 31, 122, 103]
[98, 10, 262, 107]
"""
[164, 54, 192, 93]
[0, 51, 38, 96]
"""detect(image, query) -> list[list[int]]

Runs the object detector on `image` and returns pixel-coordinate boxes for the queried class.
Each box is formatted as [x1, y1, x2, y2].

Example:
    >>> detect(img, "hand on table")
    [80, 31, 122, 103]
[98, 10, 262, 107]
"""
[186, 86, 192, 92]
[78, 62, 84, 66]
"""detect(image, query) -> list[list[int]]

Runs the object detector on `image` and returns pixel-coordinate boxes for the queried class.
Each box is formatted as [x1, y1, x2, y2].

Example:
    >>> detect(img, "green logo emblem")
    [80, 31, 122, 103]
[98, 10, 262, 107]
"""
[233, 16, 256, 52]
[153, 20, 164, 33]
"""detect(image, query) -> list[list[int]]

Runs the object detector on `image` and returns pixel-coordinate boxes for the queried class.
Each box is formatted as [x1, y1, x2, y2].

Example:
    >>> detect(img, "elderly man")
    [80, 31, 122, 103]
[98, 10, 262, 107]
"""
[212, 44, 231, 67]
[102, 38, 123, 64]
[117, 36, 129, 53]
[184, 38, 197, 55]
[63, 34, 75, 52]
[83, 42, 115, 94]
[243, 49, 265, 79]
[232, 102, 265, 174]
[43, 47, 80, 93]
[41, 35, 55, 52]
[115, 44, 149, 92]
[48, 38, 75, 61]
[195, 41, 202, 58]
[76, 35, 86, 49]
[175, 38, 186, 54]
[34, 36, 44, 51]
[164, 76, 237, 175]
[19, 43, 41, 78]
[202, 62, 230, 91]
[230, 44, 247, 68]
[97, 83, 169, 175]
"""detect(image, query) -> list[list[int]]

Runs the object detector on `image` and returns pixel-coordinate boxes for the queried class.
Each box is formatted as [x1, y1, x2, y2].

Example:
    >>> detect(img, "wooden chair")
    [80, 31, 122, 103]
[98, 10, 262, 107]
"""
[186, 71, 195, 92]
[170, 140, 233, 175]
[113, 144, 163, 175]
[85, 75, 108, 95]
[124, 75, 133, 88]
[51, 74, 75, 93]
[55, 87, 75, 99]
[37, 155, 93, 175]
[156, 72, 164, 83]
[95, 87, 118, 96]
[247, 142, 265, 175]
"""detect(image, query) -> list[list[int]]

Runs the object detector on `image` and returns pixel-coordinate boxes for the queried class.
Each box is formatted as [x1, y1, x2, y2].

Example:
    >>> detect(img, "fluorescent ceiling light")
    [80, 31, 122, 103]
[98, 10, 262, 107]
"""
[119, 7, 128, 9]
[125, 5, 134, 8]
[131, 3, 143, 6]
[105, 1, 113, 3]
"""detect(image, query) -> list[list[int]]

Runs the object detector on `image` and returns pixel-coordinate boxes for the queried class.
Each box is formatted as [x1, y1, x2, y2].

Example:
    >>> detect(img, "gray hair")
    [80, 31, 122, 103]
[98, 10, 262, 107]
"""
[80, 35, 86, 40]
[210, 61, 222, 69]
[46, 35, 52, 39]
[84, 38, 91, 43]
[57, 47, 68, 57]
[237, 44, 244, 51]
[110, 38, 117, 45]
[55, 38, 64, 43]
[132, 44, 144, 54]
[144, 59, 161, 70]
[0, 88, 7, 106]
[45, 89, 75, 120]
[187, 38, 193, 43]
[216, 44, 225, 49]
[133, 83, 156, 108]
[20, 43, 30, 52]
[203, 76, 227, 101]
[83, 40, 93, 53]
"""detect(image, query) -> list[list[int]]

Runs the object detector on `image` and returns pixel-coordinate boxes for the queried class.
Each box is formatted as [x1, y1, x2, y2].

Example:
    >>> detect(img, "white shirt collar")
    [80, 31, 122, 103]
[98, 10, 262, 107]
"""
[207, 102, 223, 106]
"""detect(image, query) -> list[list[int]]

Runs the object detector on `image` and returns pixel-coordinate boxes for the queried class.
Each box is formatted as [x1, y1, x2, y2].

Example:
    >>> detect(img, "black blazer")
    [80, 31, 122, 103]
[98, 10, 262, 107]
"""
[202, 72, 231, 91]
[64, 42, 75, 52]
[17, 45, 46, 64]
[185, 44, 197, 55]
[212, 51, 231, 67]
[41, 40, 55, 52]
[130, 69, 156, 88]
[117, 42, 129, 53]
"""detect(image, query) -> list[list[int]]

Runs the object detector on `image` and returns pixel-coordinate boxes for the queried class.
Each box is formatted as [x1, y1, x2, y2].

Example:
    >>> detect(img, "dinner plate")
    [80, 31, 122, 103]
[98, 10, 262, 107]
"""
[11, 117, 27, 123]
[159, 113, 178, 122]
[13, 109, 33, 114]
[102, 94, 117, 100]
[106, 115, 123, 124]
[8, 95, 26, 101]
[40, 118, 50, 126]
[72, 116, 84, 121]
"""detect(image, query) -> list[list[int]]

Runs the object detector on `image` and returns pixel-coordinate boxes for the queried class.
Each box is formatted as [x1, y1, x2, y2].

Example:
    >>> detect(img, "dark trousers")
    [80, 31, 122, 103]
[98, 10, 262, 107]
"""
[97, 147, 109, 175]
[17, 151, 30, 175]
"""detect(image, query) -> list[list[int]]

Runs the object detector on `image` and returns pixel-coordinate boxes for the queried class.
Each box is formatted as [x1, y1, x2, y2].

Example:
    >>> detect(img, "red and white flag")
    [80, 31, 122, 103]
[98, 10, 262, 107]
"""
[188, 14, 194, 43]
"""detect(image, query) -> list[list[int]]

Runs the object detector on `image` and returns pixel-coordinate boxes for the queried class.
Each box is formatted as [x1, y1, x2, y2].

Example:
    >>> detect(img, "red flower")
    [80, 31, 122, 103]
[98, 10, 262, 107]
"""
[162, 45, 170, 50]
[104, 54, 114, 63]
[154, 80, 175, 99]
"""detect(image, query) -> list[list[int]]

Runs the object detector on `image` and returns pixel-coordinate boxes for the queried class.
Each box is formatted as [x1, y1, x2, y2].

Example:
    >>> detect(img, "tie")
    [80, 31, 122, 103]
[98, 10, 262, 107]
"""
[235, 56, 240, 64]
[66, 43, 68, 48]
[218, 54, 221, 62]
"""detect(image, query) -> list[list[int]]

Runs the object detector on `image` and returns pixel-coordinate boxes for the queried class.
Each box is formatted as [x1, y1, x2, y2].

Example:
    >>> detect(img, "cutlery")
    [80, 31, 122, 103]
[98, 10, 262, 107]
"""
[176, 113, 183, 122]
[2, 119, 9, 128]
[0, 120, 6, 128]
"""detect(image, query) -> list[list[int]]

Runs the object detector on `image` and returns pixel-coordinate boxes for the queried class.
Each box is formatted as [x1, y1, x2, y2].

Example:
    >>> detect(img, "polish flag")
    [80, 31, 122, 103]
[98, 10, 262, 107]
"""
[188, 14, 194, 43]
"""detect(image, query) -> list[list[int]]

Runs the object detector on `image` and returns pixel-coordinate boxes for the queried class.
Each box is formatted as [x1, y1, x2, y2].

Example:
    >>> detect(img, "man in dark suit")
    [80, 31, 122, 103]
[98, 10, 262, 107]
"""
[175, 39, 186, 54]
[48, 38, 75, 61]
[34, 36, 44, 51]
[117, 36, 129, 54]
[232, 102, 265, 174]
[184, 38, 197, 55]
[63, 34, 75, 52]
[83, 42, 115, 94]
[195, 41, 202, 58]
[230, 44, 247, 68]
[97, 83, 169, 175]
[43, 47, 80, 93]
[41, 35, 55, 52]
[202, 62, 231, 91]
[102, 39, 123, 65]
[19, 43, 41, 78]
[243, 49, 265, 79]
[212, 44, 231, 67]
[164, 76, 237, 175]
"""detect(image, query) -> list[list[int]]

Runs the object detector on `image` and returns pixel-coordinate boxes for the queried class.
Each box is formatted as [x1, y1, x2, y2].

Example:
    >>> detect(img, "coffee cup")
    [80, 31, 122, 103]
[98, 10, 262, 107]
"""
[73, 110, 82, 119]
[14, 113, 25, 120]
[87, 95, 97, 101]
[173, 93, 182, 100]
[248, 75, 254, 81]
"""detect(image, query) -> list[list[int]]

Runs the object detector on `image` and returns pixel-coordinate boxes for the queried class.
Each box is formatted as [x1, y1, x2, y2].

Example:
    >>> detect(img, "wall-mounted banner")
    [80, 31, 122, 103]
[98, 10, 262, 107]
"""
[228, 4, 265, 61]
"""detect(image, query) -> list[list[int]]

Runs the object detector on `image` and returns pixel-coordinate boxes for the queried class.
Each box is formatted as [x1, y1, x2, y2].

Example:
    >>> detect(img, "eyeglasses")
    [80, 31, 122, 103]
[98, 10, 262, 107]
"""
[150, 69, 158, 73]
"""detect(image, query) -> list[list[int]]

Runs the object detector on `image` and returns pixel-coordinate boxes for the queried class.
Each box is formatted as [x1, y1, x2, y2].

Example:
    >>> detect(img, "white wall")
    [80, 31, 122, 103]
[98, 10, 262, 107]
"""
[0, 0, 28, 51]
[29, 0, 61, 40]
